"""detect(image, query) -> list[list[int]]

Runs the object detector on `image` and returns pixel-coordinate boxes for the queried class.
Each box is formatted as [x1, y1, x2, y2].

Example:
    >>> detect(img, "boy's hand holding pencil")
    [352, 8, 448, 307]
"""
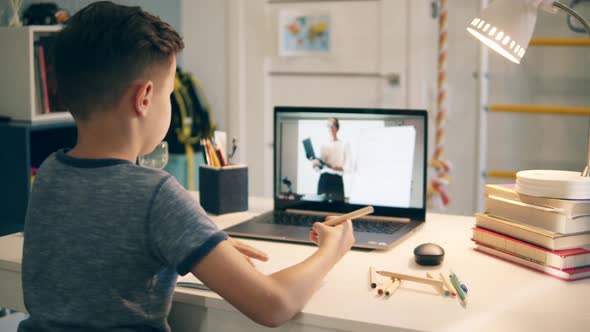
[309, 206, 373, 258]
[309, 220, 355, 259]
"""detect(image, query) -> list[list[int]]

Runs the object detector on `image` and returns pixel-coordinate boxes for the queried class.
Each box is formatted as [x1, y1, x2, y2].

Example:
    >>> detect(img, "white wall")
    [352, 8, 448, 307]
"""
[181, 0, 267, 195]
[181, 0, 229, 132]
[234, 0, 267, 196]
[438, 1, 480, 215]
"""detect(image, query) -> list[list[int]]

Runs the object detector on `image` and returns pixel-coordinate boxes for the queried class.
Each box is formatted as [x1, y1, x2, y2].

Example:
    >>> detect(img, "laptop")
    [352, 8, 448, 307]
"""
[225, 107, 428, 250]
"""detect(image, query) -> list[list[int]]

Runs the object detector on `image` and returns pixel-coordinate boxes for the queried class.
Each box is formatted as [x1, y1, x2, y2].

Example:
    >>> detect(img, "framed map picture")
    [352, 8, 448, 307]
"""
[279, 11, 331, 56]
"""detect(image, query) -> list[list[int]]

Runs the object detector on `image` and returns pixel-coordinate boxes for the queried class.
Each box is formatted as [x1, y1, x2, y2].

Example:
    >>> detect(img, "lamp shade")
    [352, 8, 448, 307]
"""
[467, 0, 541, 64]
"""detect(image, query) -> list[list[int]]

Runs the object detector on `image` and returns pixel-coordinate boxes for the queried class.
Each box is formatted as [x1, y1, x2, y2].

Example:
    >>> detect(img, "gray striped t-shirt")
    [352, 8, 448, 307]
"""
[19, 149, 227, 332]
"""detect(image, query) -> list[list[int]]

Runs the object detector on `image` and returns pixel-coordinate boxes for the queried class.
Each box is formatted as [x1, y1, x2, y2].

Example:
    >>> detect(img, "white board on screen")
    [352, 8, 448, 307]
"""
[349, 126, 416, 207]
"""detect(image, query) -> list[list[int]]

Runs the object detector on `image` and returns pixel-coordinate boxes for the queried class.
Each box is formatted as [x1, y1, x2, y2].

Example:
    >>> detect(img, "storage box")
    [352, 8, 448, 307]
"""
[199, 165, 248, 214]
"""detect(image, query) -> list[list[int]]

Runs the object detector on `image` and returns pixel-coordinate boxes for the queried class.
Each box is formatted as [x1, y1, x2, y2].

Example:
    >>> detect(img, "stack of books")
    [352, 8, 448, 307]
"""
[473, 183, 590, 281]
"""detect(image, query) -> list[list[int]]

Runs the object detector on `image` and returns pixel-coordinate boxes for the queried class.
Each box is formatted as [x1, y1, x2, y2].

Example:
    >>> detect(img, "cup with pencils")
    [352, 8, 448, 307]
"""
[199, 137, 248, 215]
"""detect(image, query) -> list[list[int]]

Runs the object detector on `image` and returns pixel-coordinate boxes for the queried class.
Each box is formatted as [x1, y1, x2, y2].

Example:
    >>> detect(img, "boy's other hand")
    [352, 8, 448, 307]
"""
[309, 217, 355, 259]
[228, 237, 269, 267]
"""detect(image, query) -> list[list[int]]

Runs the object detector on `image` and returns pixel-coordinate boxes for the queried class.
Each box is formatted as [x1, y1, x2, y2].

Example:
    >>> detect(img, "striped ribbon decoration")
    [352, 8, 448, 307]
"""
[428, 0, 451, 209]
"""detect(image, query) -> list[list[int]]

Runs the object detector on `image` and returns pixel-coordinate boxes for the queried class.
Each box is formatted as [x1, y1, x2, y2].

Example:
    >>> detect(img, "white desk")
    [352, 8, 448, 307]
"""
[2, 196, 589, 332]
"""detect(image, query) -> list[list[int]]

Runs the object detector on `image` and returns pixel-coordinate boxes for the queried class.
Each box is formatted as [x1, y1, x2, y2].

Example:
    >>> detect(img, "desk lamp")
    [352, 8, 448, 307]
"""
[467, 0, 590, 199]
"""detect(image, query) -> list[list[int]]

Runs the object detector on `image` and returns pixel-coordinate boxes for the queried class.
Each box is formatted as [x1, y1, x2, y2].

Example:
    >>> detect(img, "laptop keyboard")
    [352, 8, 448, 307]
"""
[256, 211, 405, 234]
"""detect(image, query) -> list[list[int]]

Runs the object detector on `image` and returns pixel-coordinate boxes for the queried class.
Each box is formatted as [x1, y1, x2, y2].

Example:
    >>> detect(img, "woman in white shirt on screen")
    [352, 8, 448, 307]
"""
[310, 118, 352, 202]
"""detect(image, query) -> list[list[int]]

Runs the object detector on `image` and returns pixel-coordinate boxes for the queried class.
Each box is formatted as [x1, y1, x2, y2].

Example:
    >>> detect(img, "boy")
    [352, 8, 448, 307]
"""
[19, 2, 355, 331]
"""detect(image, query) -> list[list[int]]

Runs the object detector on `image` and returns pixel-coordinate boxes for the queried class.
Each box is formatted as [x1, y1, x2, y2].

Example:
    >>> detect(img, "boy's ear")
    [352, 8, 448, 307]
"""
[133, 80, 154, 117]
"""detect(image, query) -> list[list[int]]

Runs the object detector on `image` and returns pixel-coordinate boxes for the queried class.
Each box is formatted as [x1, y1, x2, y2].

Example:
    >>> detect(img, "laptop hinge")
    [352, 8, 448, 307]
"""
[285, 209, 411, 223]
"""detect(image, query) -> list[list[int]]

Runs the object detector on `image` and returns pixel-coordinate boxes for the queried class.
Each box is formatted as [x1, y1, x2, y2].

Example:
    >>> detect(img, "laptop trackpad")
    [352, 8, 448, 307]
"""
[274, 226, 311, 240]
[227, 220, 277, 236]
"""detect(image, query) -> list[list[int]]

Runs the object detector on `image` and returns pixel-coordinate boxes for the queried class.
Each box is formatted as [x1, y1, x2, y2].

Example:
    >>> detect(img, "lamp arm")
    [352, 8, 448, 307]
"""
[553, 1, 590, 36]
[552, 2, 590, 176]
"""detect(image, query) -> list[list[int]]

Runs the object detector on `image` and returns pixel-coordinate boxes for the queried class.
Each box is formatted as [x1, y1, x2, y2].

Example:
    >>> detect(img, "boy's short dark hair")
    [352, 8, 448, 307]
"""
[54, 1, 184, 119]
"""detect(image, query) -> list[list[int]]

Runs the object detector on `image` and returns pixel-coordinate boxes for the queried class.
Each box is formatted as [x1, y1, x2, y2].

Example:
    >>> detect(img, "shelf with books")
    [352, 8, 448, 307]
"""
[0, 25, 71, 122]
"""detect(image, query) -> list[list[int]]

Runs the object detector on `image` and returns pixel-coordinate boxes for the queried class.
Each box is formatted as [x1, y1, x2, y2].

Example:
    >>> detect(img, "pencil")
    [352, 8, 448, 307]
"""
[426, 272, 448, 296]
[449, 273, 467, 304]
[376, 271, 444, 288]
[451, 269, 469, 294]
[214, 140, 228, 167]
[377, 278, 395, 295]
[324, 206, 374, 226]
[200, 140, 211, 166]
[440, 272, 457, 297]
[205, 139, 221, 168]
[385, 278, 401, 296]
[370, 266, 377, 289]
[204, 139, 217, 167]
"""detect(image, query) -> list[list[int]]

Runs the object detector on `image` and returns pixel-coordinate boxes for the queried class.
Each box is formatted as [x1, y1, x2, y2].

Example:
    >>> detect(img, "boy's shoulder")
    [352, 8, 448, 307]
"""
[38, 149, 173, 189]
[30, 150, 193, 223]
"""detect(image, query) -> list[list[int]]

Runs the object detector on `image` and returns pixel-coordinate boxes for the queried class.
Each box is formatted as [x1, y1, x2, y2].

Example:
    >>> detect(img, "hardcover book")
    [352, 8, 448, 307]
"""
[475, 213, 590, 250]
[472, 227, 590, 269]
[475, 243, 590, 281]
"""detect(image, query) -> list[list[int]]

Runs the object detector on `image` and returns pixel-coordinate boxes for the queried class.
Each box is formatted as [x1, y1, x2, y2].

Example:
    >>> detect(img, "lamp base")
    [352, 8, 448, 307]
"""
[516, 170, 590, 199]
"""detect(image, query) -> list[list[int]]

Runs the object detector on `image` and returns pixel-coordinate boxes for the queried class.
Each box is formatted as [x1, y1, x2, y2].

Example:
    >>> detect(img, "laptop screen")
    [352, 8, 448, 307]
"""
[274, 107, 427, 220]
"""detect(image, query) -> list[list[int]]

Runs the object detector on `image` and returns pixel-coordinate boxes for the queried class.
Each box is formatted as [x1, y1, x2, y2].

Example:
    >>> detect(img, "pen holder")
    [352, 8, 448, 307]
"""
[199, 164, 248, 215]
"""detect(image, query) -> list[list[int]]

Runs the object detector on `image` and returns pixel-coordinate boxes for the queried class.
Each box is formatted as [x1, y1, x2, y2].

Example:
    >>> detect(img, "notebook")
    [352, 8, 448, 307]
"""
[472, 227, 590, 269]
[224, 107, 428, 250]
[475, 213, 590, 251]
[485, 184, 590, 218]
[302, 138, 317, 160]
[302, 137, 325, 168]
[475, 243, 590, 281]
[484, 195, 590, 234]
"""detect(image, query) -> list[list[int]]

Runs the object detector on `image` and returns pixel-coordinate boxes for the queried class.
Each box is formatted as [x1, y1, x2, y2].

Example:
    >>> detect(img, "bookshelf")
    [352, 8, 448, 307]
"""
[0, 25, 72, 122]
[0, 120, 77, 236]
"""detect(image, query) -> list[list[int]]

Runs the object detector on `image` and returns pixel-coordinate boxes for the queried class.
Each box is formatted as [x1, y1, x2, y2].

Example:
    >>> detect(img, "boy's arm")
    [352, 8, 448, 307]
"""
[191, 220, 354, 328]
[227, 236, 269, 266]
[147, 176, 353, 327]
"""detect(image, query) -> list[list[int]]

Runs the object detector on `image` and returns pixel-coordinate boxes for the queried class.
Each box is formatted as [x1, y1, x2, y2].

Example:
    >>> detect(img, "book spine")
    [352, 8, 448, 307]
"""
[484, 185, 519, 201]
[484, 196, 590, 234]
[484, 184, 590, 219]
[33, 46, 43, 115]
[475, 244, 590, 281]
[564, 253, 590, 269]
[40, 36, 66, 113]
[475, 213, 558, 250]
[473, 229, 567, 268]
[38, 45, 50, 114]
